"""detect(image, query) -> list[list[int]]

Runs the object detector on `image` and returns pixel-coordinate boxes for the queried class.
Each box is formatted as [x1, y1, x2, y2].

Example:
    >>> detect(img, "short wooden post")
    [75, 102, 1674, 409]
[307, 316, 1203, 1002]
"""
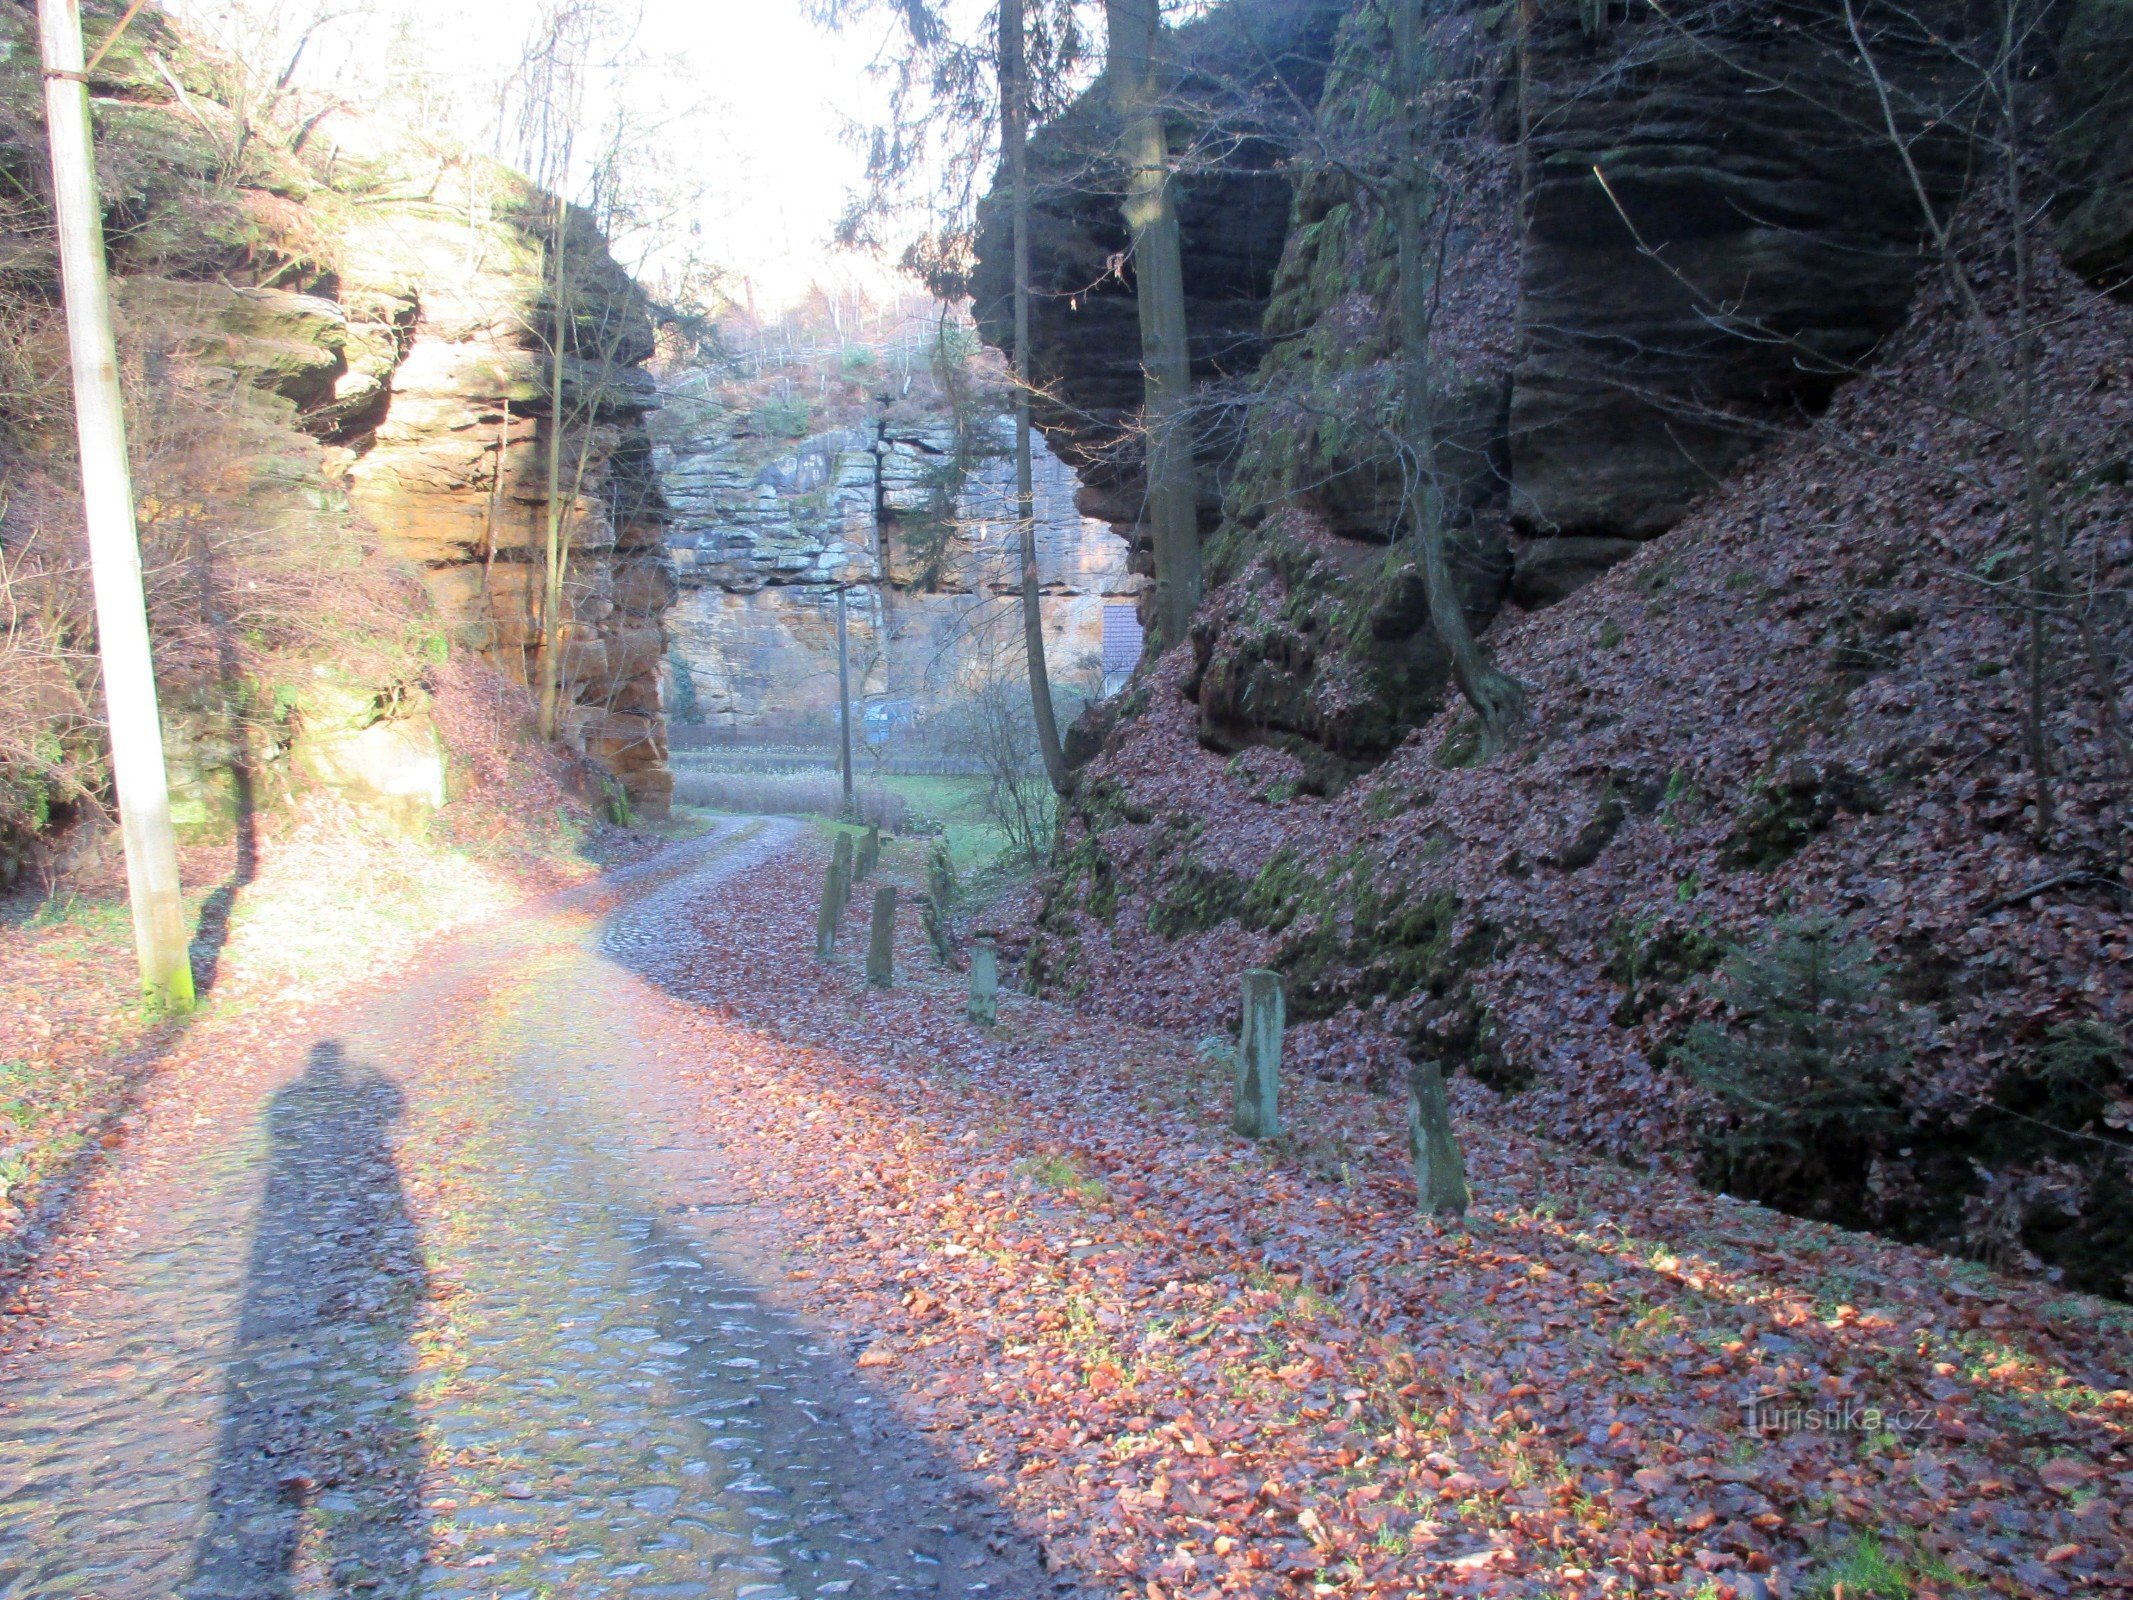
[866, 885, 897, 987]
[968, 935, 998, 1025]
[830, 831, 854, 920]
[1232, 969, 1283, 1139]
[856, 825, 880, 880]
[922, 841, 957, 963]
[1408, 1058, 1469, 1217]
[815, 850, 846, 960]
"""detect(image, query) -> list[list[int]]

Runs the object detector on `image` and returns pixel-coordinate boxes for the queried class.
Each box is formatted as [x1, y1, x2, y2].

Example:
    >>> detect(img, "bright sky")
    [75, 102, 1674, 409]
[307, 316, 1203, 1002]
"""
[636, 0, 913, 311]
[170, 0, 928, 314]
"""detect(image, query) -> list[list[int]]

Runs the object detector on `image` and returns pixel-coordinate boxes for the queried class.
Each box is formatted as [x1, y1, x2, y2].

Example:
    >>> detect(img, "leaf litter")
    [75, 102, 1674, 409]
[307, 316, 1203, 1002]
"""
[654, 838, 2133, 1600]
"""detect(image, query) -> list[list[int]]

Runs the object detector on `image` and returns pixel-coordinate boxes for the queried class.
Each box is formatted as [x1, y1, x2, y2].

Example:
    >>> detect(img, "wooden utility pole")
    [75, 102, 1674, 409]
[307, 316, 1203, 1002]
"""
[39, 0, 193, 1011]
[834, 583, 855, 818]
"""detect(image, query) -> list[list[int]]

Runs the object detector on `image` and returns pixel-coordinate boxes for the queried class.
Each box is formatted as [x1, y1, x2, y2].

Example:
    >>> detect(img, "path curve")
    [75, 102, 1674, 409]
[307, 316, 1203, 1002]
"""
[0, 818, 1049, 1600]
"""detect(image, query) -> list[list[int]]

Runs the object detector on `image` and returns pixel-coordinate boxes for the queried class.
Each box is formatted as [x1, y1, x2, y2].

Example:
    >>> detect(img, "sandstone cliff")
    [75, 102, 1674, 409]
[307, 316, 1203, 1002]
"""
[327, 137, 675, 815]
[979, 0, 2133, 1294]
[655, 361, 1138, 741]
[977, 0, 2133, 780]
[0, 0, 674, 860]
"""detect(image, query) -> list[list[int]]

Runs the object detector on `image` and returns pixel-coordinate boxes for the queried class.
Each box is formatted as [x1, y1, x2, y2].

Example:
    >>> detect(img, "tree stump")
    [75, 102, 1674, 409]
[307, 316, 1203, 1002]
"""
[968, 935, 998, 1026]
[1408, 1058, 1470, 1217]
[1232, 969, 1284, 1139]
[866, 885, 897, 988]
[815, 850, 847, 960]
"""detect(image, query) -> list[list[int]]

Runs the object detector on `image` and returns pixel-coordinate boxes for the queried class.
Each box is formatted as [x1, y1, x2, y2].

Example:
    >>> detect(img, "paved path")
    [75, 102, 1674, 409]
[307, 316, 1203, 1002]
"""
[0, 821, 1048, 1600]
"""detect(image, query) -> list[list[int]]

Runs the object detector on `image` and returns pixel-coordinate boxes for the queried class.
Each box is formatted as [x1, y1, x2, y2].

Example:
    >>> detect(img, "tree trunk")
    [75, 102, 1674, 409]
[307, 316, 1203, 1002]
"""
[1106, 0, 1200, 654]
[1004, 0, 1069, 792]
[40, 0, 193, 1011]
[1393, 0, 1523, 758]
[536, 195, 572, 743]
[835, 583, 856, 818]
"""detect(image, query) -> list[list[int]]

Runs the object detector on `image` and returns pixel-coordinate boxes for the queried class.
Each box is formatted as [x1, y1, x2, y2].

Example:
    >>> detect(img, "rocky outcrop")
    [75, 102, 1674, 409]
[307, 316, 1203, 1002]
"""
[657, 404, 1137, 735]
[327, 141, 674, 815]
[968, 0, 1351, 548]
[1509, 536, 1642, 610]
[987, 0, 2128, 778]
[1509, 3, 1971, 537]
[985, 0, 2133, 1297]
[4, 21, 677, 822]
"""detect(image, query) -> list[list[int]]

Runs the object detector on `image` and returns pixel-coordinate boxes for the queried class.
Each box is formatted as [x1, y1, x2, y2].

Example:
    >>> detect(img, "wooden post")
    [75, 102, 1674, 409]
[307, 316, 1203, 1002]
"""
[1408, 1058, 1470, 1217]
[856, 824, 880, 880]
[830, 831, 854, 921]
[922, 840, 955, 963]
[866, 885, 896, 988]
[39, 0, 192, 1013]
[815, 849, 847, 960]
[968, 935, 998, 1026]
[1233, 969, 1283, 1139]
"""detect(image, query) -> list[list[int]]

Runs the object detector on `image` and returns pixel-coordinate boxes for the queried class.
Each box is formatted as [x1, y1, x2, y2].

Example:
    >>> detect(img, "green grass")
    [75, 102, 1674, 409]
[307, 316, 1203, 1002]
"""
[10, 890, 132, 941]
[1015, 1152, 1107, 1205]
[869, 774, 1006, 870]
[1802, 1534, 1969, 1599]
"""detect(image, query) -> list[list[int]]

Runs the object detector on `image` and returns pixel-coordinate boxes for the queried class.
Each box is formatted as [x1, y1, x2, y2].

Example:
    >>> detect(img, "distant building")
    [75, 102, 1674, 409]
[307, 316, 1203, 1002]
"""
[863, 698, 914, 745]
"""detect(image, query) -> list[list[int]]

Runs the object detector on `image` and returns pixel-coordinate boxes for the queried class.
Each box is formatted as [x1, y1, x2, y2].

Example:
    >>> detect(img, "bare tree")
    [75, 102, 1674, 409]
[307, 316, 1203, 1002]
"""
[946, 663, 1059, 867]
[1106, 0, 1201, 655]
[503, 1, 679, 753]
[817, 0, 1088, 783]
[1390, 0, 1522, 756]
[1004, 0, 1072, 791]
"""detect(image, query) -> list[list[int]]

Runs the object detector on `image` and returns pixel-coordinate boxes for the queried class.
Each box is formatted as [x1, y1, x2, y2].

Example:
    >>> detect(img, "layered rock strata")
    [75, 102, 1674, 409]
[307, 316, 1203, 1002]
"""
[978, 0, 2118, 778]
[328, 143, 674, 814]
[0, 0, 676, 828]
[658, 411, 1137, 736]
[969, 0, 1352, 543]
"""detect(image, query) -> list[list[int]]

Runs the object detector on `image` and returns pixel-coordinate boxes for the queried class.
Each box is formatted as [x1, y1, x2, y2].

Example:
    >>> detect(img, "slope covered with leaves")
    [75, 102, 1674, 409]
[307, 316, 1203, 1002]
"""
[657, 834, 2133, 1600]
[1028, 238, 2133, 1298]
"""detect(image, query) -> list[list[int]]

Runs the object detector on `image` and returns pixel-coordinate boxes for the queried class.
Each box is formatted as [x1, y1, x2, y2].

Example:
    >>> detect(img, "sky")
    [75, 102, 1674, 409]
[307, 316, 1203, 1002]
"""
[634, 0, 915, 311]
[169, 0, 931, 314]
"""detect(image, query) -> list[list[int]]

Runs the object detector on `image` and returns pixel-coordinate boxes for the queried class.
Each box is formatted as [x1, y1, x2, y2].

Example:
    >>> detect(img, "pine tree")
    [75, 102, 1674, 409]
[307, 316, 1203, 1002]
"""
[1675, 919, 1911, 1218]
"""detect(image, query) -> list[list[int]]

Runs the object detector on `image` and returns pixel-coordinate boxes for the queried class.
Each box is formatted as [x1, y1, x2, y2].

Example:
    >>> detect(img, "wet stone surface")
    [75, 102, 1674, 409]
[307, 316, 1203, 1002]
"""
[0, 822, 1049, 1600]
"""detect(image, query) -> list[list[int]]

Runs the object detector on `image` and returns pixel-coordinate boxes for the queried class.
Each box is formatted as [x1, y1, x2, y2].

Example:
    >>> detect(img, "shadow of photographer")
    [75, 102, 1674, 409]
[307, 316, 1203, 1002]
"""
[187, 1040, 430, 1597]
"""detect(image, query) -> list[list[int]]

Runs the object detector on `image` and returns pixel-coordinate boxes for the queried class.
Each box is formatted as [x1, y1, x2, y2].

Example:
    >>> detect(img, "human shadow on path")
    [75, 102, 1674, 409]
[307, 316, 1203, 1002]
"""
[186, 1041, 430, 1599]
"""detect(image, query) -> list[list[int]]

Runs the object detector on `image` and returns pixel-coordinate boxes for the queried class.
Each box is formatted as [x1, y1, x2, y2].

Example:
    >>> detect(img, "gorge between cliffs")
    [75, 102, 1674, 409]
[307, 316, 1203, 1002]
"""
[0, 3, 2131, 1599]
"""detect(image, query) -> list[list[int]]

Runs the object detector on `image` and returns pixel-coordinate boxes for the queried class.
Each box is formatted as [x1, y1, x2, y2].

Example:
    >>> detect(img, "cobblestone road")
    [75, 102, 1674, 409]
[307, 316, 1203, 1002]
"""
[0, 821, 1048, 1600]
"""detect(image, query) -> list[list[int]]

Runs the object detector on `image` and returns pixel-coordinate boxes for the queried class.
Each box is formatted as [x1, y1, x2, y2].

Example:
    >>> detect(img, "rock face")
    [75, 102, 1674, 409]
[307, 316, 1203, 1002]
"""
[658, 408, 1138, 736]
[969, 0, 1352, 550]
[328, 143, 675, 814]
[0, 7, 677, 832]
[1509, 3, 1970, 537]
[982, 0, 2126, 776]
[2054, 0, 2133, 291]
